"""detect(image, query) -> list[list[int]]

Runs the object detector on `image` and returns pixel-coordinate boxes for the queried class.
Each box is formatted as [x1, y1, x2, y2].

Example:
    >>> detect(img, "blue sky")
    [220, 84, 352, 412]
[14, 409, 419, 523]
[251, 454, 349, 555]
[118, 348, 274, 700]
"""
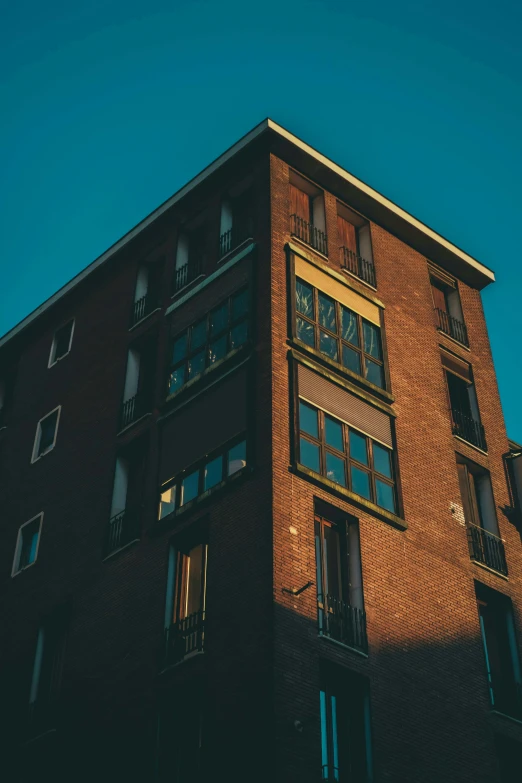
[1, 0, 521, 439]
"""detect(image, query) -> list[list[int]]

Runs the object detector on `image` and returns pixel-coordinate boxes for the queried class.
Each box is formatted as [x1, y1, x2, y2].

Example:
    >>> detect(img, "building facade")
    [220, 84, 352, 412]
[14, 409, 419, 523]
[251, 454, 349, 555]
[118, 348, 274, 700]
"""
[1, 120, 521, 782]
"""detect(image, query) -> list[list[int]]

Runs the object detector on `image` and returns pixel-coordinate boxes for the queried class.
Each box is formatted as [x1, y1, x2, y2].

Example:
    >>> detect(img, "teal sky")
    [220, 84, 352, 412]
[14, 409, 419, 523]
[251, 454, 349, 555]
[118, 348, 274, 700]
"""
[1, 0, 521, 440]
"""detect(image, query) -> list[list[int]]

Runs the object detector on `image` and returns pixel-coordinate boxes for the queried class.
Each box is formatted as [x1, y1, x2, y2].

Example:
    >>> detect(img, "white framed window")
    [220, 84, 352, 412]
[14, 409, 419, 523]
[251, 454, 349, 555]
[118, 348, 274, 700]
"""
[48, 320, 75, 367]
[12, 513, 43, 576]
[31, 406, 61, 463]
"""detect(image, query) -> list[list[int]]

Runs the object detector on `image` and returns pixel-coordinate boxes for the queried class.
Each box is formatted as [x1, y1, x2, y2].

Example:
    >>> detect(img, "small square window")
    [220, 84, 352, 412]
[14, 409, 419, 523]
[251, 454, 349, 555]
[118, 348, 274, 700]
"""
[180, 471, 199, 506]
[12, 514, 42, 575]
[32, 408, 60, 462]
[49, 321, 74, 366]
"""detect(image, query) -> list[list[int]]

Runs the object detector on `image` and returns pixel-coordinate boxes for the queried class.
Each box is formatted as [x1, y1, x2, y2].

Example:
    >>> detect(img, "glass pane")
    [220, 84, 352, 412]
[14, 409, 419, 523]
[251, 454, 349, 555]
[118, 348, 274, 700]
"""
[39, 411, 58, 452]
[228, 440, 247, 476]
[296, 279, 314, 317]
[342, 344, 361, 375]
[325, 416, 343, 451]
[232, 289, 248, 320]
[27, 530, 39, 564]
[188, 350, 205, 379]
[326, 452, 346, 486]
[230, 321, 248, 350]
[320, 691, 329, 777]
[204, 456, 223, 490]
[209, 335, 228, 365]
[376, 479, 396, 512]
[300, 437, 320, 473]
[365, 358, 384, 388]
[297, 316, 315, 347]
[373, 443, 392, 478]
[55, 322, 73, 358]
[318, 292, 337, 333]
[351, 465, 371, 499]
[349, 430, 368, 466]
[159, 486, 176, 519]
[168, 366, 185, 394]
[180, 470, 199, 506]
[185, 544, 204, 617]
[191, 319, 206, 350]
[363, 321, 382, 360]
[319, 330, 338, 361]
[172, 333, 187, 364]
[299, 401, 318, 438]
[210, 302, 228, 336]
[340, 306, 359, 346]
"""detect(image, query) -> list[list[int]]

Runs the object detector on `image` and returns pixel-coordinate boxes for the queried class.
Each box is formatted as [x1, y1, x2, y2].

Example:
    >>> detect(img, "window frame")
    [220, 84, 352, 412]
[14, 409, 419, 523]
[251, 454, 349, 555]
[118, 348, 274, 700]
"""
[294, 277, 387, 392]
[167, 287, 250, 398]
[12, 512, 43, 577]
[48, 320, 75, 368]
[31, 406, 61, 463]
[298, 400, 397, 514]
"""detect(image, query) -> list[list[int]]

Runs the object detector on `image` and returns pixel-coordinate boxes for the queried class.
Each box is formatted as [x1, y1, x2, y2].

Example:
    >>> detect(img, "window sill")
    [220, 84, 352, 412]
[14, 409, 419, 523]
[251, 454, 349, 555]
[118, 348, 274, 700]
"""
[340, 266, 377, 293]
[102, 538, 140, 562]
[217, 236, 254, 265]
[12, 560, 38, 578]
[293, 463, 407, 530]
[159, 649, 204, 675]
[165, 342, 250, 406]
[290, 233, 329, 263]
[436, 328, 470, 352]
[470, 559, 508, 580]
[116, 411, 151, 436]
[453, 435, 488, 456]
[30, 446, 55, 465]
[48, 351, 71, 368]
[23, 727, 57, 746]
[129, 306, 161, 332]
[171, 273, 206, 300]
[490, 710, 522, 727]
[318, 632, 368, 658]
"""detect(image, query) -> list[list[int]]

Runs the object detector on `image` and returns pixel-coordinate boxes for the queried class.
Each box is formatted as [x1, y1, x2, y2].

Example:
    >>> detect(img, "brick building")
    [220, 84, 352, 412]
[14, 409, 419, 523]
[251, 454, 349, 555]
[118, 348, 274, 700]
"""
[1, 119, 521, 782]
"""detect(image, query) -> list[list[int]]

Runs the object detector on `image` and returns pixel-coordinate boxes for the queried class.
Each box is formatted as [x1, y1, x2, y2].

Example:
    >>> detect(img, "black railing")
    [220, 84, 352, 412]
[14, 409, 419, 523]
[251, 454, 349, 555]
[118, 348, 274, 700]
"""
[219, 228, 233, 258]
[164, 610, 205, 667]
[131, 292, 156, 327]
[451, 408, 487, 451]
[174, 258, 203, 293]
[435, 308, 469, 346]
[104, 508, 140, 556]
[290, 214, 328, 256]
[468, 524, 508, 576]
[120, 392, 146, 430]
[318, 594, 368, 654]
[340, 246, 376, 288]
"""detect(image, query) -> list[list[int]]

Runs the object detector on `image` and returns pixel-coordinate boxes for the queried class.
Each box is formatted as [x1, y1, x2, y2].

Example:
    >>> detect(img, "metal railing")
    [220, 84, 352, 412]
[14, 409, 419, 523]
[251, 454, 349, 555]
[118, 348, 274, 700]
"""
[290, 214, 328, 256]
[120, 391, 147, 430]
[451, 408, 487, 451]
[340, 246, 376, 287]
[131, 292, 156, 327]
[467, 524, 508, 576]
[219, 228, 233, 258]
[173, 258, 203, 293]
[164, 609, 205, 667]
[435, 308, 469, 346]
[318, 594, 368, 654]
[104, 508, 140, 556]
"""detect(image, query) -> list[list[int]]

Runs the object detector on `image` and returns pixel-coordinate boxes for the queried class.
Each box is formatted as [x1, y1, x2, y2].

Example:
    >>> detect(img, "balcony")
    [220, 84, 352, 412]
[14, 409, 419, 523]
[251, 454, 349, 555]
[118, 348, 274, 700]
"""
[173, 258, 203, 294]
[435, 308, 469, 347]
[451, 408, 487, 451]
[104, 508, 140, 556]
[290, 214, 328, 256]
[131, 292, 157, 327]
[120, 392, 147, 430]
[164, 610, 205, 667]
[467, 524, 508, 576]
[340, 246, 376, 287]
[318, 594, 368, 654]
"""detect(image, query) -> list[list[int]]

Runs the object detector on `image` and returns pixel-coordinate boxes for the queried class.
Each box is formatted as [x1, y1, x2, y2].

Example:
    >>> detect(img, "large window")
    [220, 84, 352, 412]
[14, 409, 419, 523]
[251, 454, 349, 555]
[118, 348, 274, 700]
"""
[164, 542, 207, 667]
[295, 278, 385, 389]
[168, 289, 249, 396]
[299, 401, 396, 513]
[159, 437, 247, 520]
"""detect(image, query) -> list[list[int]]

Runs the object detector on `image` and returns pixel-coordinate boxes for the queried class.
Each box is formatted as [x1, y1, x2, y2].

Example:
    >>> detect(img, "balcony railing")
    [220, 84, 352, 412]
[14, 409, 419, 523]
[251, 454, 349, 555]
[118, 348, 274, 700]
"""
[451, 408, 487, 451]
[290, 214, 328, 256]
[173, 259, 203, 293]
[340, 246, 376, 288]
[131, 292, 156, 327]
[467, 524, 508, 576]
[104, 508, 140, 556]
[435, 308, 469, 346]
[120, 391, 147, 430]
[164, 609, 205, 667]
[318, 594, 368, 654]
[219, 228, 233, 258]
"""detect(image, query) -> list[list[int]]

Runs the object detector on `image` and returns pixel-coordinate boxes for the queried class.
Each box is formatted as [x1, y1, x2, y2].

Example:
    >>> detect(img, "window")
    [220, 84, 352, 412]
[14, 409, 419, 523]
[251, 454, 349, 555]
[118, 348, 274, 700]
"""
[104, 453, 142, 556]
[12, 513, 43, 575]
[299, 401, 396, 513]
[476, 582, 522, 719]
[295, 278, 385, 389]
[164, 542, 207, 666]
[430, 268, 468, 346]
[158, 437, 247, 520]
[131, 260, 162, 326]
[48, 320, 74, 366]
[442, 350, 486, 451]
[320, 669, 373, 782]
[337, 204, 375, 287]
[28, 614, 67, 736]
[456, 458, 507, 575]
[506, 442, 522, 517]
[31, 407, 60, 462]
[315, 509, 366, 652]
[173, 224, 208, 294]
[167, 289, 249, 396]
[289, 171, 327, 255]
[219, 188, 254, 257]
